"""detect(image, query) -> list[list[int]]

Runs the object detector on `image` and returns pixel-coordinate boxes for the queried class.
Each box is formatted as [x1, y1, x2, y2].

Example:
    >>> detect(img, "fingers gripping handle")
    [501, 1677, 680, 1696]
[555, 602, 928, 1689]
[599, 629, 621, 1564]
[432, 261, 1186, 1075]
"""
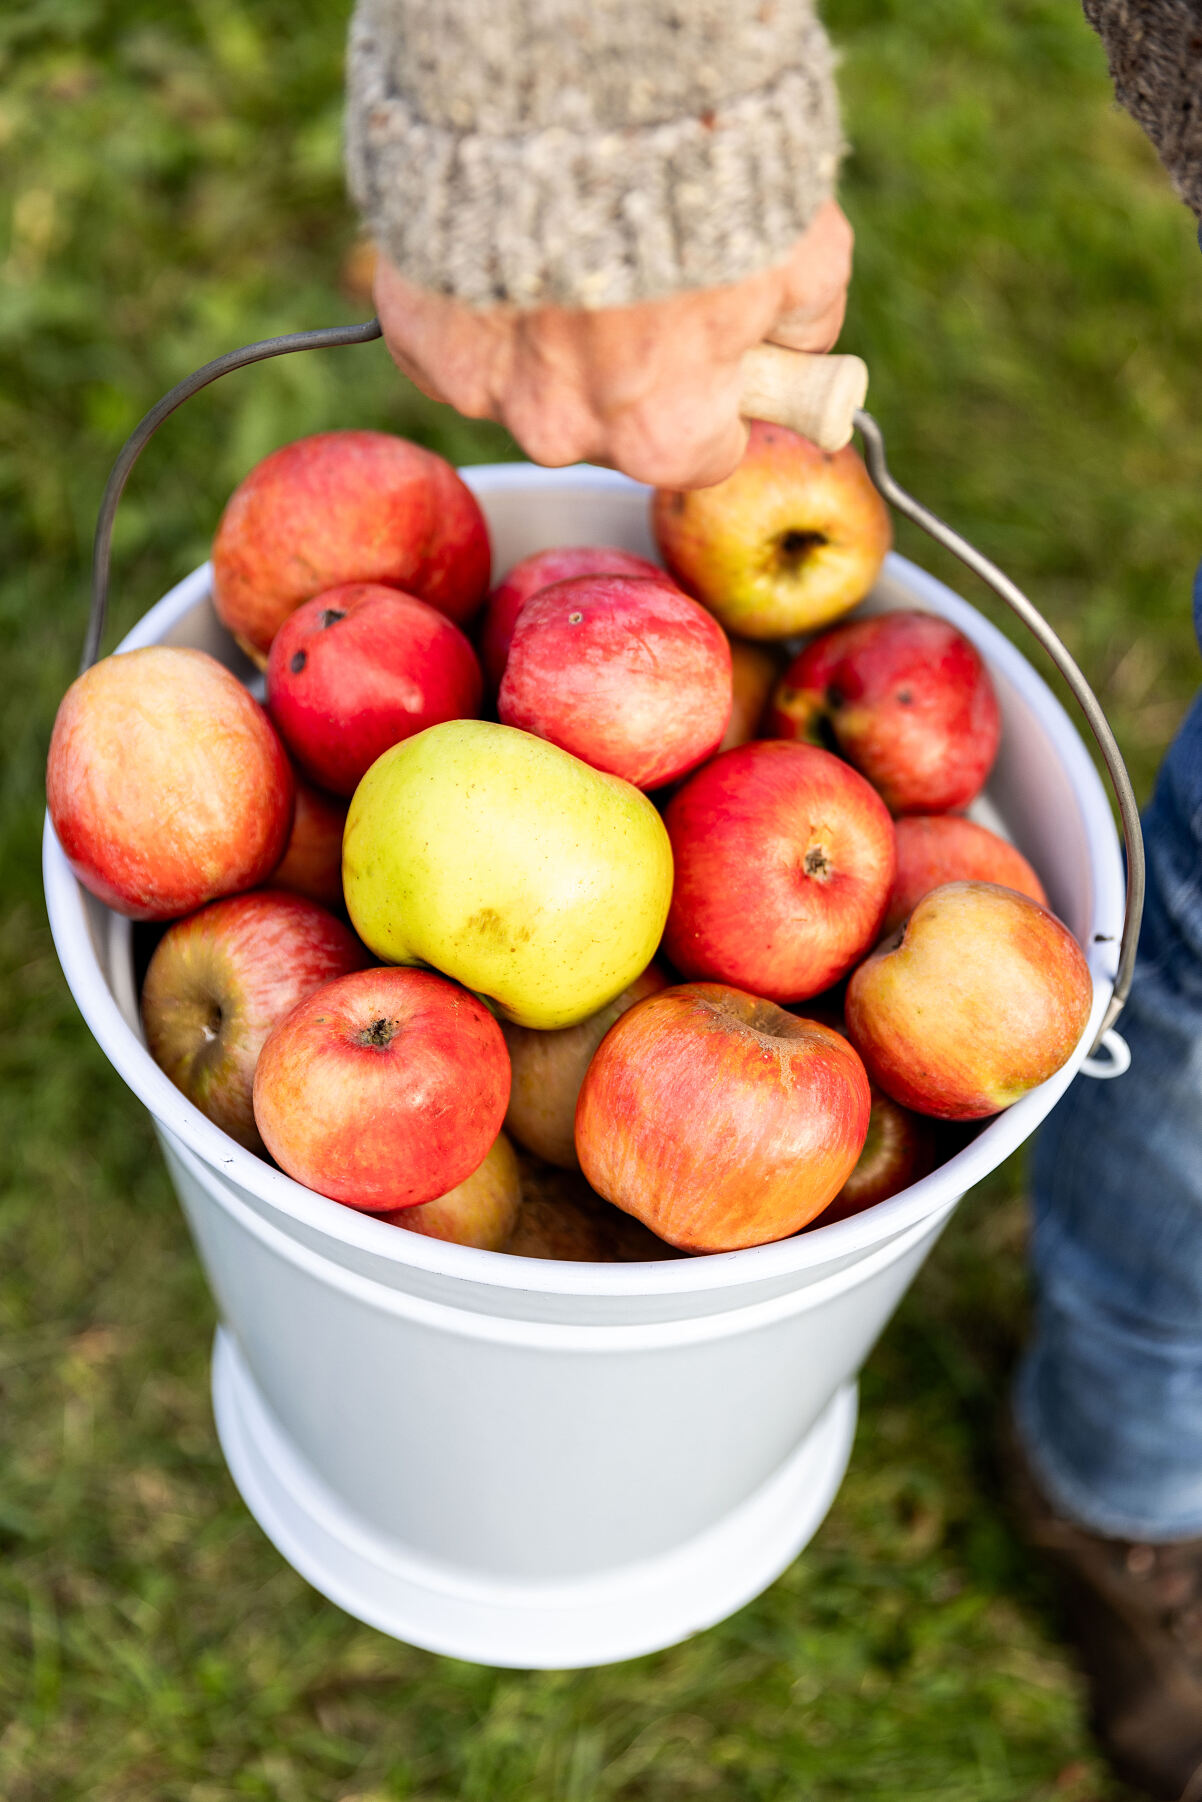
[739, 346, 868, 453]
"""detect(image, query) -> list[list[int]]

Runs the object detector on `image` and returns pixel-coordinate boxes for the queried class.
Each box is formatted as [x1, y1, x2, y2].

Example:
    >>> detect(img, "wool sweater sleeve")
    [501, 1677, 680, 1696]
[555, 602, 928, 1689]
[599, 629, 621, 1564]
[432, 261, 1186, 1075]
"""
[1083, 0, 1202, 218]
[345, 0, 844, 310]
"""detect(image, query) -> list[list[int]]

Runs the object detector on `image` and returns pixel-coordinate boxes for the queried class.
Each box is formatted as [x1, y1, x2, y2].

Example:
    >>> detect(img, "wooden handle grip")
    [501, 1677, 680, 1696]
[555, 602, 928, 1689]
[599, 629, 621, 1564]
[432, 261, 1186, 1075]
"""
[739, 346, 868, 453]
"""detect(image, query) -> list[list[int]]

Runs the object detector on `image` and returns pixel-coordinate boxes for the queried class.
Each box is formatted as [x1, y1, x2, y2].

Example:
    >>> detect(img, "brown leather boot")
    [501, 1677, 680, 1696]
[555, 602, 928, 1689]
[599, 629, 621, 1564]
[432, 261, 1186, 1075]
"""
[1007, 1427, 1202, 1799]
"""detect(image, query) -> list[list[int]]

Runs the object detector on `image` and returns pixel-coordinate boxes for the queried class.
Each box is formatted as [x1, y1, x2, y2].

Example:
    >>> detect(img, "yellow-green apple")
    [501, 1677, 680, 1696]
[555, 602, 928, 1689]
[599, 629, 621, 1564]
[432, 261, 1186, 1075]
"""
[498, 575, 732, 789]
[270, 774, 348, 912]
[253, 966, 510, 1211]
[267, 583, 483, 795]
[719, 639, 785, 752]
[47, 646, 294, 920]
[503, 961, 669, 1167]
[480, 544, 663, 689]
[846, 881, 1094, 1121]
[884, 813, 1046, 933]
[770, 611, 1001, 814]
[576, 982, 871, 1253]
[343, 720, 674, 1029]
[815, 1085, 939, 1224]
[212, 430, 490, 660]
[652, 422, 891, 640]
[141, 889, 370, 1151]
[663, 740, 896, 1003]
[381, 1131, 521, 1250]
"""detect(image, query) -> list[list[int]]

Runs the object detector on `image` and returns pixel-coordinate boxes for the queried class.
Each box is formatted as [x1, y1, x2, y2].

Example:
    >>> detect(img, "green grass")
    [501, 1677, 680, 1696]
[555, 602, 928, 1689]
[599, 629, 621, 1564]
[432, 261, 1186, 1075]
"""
[3, 1, 1201, 1795]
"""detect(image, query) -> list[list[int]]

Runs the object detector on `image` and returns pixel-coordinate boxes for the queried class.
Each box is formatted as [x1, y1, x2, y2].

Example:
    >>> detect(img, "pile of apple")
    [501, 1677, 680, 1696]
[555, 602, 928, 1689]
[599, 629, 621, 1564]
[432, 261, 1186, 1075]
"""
[47, 422, 1094, 1259]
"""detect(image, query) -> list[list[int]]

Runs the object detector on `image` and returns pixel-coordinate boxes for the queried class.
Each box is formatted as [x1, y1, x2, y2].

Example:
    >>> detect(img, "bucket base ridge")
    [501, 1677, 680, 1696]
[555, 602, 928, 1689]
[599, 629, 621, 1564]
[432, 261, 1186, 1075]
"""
[211, 1328, 858, 1669]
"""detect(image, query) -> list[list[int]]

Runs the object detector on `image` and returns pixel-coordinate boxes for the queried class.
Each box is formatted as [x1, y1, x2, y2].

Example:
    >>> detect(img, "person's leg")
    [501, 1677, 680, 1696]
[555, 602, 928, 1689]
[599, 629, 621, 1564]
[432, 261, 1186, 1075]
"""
[1016, 567, 1202, 1540]
[1011, 565, 1202, 1794]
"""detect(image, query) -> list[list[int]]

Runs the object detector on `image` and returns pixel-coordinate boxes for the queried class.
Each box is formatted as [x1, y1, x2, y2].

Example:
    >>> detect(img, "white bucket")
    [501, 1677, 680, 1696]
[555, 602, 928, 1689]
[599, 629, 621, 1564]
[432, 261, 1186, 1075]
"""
[44, 464, 1124, 1669]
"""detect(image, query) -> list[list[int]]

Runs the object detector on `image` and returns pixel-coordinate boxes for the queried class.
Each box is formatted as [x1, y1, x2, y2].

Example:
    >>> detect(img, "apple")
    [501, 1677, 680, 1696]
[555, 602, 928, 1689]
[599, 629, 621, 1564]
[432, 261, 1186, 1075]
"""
[884, 813, 1046, 933]
[266, 583, 483, 795]
[652, 421, 892, 640]
[576, 982, 871, 1253]
[769, 610, 1001, 814]
[503, 961, 668, 1167]
[719, 639, 785, 752]
[815, 1085, 939, 1224]
[498, 575, 732, 789]
[503, 1156, 677, 1261]
[343, 720, 674, 1030]
[212, 430, 490, 660]
[141, 889, 370, 1151]
[253, 966, 511, 1211]
[47, 646, 294, 921]
[663, 740, 896, 1003]
[381, 1131, 522, 1250]
[480, 544, 663, 689]
[270, 774, 348, 912]
[845, 881, 1094, 1121]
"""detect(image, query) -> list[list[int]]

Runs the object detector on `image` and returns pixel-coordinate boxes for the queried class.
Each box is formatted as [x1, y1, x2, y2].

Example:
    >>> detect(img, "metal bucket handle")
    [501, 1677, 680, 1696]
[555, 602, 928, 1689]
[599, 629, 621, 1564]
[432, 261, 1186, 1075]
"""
[81, 319, 1143, 1066]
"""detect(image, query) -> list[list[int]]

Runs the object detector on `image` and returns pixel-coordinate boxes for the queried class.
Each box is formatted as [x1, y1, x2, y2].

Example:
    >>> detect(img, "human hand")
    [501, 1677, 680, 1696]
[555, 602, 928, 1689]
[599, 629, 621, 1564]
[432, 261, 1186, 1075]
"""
[373, 198, 853, 490]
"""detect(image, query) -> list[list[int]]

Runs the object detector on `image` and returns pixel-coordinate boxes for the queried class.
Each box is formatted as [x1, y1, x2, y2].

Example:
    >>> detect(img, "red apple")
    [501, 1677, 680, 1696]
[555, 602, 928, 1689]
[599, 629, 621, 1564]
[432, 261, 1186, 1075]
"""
[770, 611, 1001, 814]
[270, 775, 348, 912]
[719, 639, 785, 752]
[141, 889, 370, 1151]
[499, 575, 732, 789]
[47, 646, 294, 921]
[212, 430, 490, 660]
[576, 982, 871, 1253]
[815, 1086, 939, 1223]
[652, 422, 892, 640]
[846, 881, 1094, 1121]
[884, 813, 1046, 934]
[253, 967, 511, 1211]
[381, 1131, 522, 1250]
[503, 961, 669, 1168]
[479, 544, 663, 689]
[663, 740, 896, 1003]
[266, 584, 483, 795]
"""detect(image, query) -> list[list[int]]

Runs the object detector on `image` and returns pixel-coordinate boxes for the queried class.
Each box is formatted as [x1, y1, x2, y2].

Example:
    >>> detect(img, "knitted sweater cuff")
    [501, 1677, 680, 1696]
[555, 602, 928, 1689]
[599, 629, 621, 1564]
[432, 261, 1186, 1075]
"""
[346, 17, 843, 310]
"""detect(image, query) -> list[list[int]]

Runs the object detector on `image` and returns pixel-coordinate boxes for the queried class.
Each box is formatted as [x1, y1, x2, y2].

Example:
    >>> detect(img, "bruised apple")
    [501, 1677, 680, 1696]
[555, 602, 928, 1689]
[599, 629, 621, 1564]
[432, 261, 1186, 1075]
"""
[381, 1131, 522, 1250]
[212, 430, 490, 659]
[141, 889, 369, 1151]
[884, 814, 1046, 933]
[47, 646, 293, 920]
[503, 962, 668, 1167]
[770, 611, 1001, 814]
[267, 583, 482, 795]
[652, 422, 891, 640]
[663, 740, 895, 1003]
[252, 966, 510, 1210]
[480, 544, 663, 689]
[846, 881, 1094, 1121]
[499, 575, 732, 789]
[576, 983, 871, 1253]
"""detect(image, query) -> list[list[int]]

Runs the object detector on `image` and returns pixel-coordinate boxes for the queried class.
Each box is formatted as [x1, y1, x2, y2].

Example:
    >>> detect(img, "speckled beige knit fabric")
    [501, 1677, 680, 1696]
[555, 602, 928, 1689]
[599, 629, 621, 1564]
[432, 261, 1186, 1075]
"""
[345, 0, 844, 309]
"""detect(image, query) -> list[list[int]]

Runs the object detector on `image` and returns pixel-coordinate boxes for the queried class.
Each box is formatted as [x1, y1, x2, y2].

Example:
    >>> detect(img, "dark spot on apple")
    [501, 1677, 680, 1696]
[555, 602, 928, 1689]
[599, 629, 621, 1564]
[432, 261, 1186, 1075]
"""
[804, 846, 831, 880]
[776, 528, 828, 573]
[896, 688, 913, 705]
[568, 611, 584, 625]
[356, 1016, 398, 1049]
[319, 608, 346, 630]
[290, 650, 307, 674]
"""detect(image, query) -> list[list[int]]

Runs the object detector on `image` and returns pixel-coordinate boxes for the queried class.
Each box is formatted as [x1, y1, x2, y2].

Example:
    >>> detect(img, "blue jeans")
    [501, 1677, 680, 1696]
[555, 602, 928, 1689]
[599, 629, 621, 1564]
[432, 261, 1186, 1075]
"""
[1015, 564, 1202, 1542]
